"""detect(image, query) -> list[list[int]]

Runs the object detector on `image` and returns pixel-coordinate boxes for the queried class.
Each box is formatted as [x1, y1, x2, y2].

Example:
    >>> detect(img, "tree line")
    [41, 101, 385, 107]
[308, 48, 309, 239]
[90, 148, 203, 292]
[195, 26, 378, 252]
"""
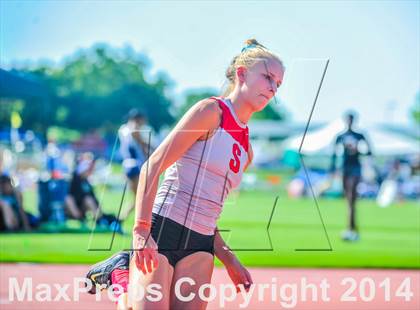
[1, 43, 287, 138]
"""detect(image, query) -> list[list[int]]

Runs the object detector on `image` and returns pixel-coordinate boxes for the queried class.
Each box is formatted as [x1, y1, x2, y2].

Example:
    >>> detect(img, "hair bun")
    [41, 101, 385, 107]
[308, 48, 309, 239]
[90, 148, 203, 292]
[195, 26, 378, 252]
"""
[242, 38, 266, 51]
[244, 38, 260, 46]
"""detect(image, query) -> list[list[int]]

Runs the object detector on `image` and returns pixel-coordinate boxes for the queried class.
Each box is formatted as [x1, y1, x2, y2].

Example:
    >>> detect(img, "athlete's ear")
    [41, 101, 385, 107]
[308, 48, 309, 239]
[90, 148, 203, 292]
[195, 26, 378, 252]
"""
[236, 66, 247, 84]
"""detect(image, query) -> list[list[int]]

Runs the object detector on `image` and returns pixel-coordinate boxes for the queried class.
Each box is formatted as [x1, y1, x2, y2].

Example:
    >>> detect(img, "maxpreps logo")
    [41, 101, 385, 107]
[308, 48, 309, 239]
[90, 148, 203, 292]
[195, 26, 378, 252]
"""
[8, 277, 97, 302]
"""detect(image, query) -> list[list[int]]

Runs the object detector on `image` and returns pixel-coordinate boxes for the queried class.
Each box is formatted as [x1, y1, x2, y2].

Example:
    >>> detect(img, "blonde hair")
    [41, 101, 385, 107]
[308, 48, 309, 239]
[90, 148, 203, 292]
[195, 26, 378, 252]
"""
[222, 39, 284, 96]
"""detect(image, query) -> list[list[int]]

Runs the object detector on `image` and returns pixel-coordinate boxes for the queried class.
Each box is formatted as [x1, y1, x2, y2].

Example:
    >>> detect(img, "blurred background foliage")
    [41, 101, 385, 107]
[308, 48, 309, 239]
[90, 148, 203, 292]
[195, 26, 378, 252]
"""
[1, 43, 287, 139]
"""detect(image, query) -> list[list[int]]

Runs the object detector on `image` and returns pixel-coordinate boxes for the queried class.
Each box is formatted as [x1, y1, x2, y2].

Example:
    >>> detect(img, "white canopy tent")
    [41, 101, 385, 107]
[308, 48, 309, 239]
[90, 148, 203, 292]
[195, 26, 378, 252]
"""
[282, 119, 419, 156]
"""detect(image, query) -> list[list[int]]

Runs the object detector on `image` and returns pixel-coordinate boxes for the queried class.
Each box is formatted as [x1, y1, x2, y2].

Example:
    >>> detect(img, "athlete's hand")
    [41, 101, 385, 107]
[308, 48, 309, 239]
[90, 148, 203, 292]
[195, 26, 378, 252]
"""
[132, 227, 159, 275]
[225, 258, 253, 292]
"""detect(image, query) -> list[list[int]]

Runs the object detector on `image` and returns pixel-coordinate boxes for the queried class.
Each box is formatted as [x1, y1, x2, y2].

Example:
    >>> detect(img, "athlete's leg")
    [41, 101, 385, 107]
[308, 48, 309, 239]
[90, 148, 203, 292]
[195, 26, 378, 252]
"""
[342, 175, 353, 231]
[170, 252, 214, 310]
[83, 195, 103, 218]
[128, 174, 139, 196]
[121, 174, 139, 220]
[348, 175, 360, 231]
[341, 175, 361, 241]
[128, 253, 174, 310]
[0, 201, 19, 230]
[64, 195, 82, 220]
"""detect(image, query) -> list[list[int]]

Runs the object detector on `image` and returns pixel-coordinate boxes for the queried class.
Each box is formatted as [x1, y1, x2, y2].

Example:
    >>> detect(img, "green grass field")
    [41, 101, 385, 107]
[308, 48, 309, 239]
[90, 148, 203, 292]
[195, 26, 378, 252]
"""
[1, 181, 419, 268]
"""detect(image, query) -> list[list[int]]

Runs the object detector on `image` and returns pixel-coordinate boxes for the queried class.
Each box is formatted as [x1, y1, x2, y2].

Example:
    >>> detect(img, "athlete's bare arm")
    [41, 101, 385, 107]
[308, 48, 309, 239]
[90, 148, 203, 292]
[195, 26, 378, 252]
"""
[361, 134, 373, 156]
[132, 98, 221, 274]
[330, 136, 340, 173]
[214, 228, 253, 291]
[214, 228, 234, 265]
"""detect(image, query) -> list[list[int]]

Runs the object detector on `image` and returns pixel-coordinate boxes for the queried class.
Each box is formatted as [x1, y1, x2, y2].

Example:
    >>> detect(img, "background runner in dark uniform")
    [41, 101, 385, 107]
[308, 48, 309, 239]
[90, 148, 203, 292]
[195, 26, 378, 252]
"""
[331, 112, 373, 241]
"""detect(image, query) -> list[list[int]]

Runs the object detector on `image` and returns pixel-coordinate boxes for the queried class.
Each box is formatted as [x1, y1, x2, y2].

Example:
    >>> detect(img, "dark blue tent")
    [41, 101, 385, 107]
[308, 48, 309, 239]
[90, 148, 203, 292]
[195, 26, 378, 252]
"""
[0, 68, 47, 99]
[0, 68, 49, 140]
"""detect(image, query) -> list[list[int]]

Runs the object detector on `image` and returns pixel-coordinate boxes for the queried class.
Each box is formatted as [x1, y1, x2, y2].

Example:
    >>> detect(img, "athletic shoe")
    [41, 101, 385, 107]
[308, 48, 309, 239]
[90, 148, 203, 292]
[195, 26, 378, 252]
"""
[85, 251, 130, 294]
[341, 230, 360, 242]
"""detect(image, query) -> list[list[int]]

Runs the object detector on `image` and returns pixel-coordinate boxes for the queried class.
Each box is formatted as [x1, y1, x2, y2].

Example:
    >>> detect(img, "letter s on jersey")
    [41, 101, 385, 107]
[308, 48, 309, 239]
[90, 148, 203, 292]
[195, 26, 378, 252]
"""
[229, 143, 241, 173]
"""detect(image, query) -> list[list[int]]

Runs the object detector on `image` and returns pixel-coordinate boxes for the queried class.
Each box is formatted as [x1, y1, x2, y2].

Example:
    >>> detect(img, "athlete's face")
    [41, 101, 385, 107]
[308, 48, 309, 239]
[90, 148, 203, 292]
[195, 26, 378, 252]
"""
[346, 115, 354, 129]
[132, 117, 146, 128]
[239, 58, 284, 111]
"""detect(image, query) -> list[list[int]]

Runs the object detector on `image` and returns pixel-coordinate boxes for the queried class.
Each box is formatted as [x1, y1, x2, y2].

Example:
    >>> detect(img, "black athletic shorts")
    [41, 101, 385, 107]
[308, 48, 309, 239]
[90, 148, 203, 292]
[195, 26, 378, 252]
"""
[149, 213, 215, 267]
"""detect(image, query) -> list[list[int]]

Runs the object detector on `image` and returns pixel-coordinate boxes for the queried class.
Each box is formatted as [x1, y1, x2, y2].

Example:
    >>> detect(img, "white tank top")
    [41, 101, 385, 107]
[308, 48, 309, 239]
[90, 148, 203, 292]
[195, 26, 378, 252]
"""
[118, 123, 146, 171]
[152, 97, 250, 235]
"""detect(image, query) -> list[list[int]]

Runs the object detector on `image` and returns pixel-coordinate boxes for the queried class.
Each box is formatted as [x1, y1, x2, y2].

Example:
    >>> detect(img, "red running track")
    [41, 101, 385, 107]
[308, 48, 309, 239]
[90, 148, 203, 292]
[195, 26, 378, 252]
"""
[0, 264, 418, 309]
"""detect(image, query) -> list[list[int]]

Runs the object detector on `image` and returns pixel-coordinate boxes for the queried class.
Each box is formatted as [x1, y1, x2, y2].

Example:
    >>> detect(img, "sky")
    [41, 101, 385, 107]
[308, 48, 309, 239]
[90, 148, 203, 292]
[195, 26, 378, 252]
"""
[1, 0, 419, 127]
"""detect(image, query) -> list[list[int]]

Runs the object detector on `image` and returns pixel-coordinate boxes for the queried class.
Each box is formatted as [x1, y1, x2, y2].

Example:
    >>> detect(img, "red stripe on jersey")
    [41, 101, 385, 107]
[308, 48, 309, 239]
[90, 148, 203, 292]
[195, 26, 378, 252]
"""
[211, 97, 249, 152]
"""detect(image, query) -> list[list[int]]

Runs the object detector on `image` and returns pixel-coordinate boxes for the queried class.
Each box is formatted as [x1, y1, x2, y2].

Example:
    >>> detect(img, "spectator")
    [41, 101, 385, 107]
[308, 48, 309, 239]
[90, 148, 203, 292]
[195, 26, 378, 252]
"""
[69, 153, 102, 220]
[118, 109, 152, 220]
[0, 174, 37, 232]
[68, 153, 122, 232]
